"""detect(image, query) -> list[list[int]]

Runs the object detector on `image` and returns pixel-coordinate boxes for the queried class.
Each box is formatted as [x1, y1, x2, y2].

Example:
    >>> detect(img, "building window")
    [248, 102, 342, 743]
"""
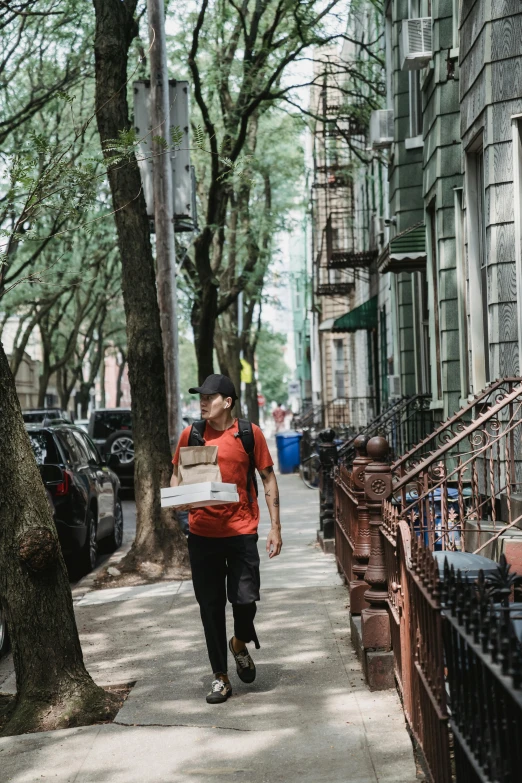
[476, 149, 490, 383]
[296, 332, 302, 363]
[413, 270, 432, 395]
[452, 0, 460, 50]
[333, 338, 345, 398]
[454, 187, 469, 397]
[295, 284, 301, 310]
[465, 139, 490, 391]
[512, 118, 522, 372]
[409, 71, 423, 139]
[427, 205, 442, 398]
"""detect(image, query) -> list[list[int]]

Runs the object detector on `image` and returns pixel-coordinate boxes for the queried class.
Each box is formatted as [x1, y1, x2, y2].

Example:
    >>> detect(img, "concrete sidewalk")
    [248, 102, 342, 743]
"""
[0, 473, 417, 783]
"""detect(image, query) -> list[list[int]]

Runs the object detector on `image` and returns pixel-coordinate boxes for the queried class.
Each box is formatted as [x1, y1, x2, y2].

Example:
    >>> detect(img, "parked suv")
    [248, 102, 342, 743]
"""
[22, 408, 73, 425]
[26, 424, 124, 575]
[88, 408, 134, 489]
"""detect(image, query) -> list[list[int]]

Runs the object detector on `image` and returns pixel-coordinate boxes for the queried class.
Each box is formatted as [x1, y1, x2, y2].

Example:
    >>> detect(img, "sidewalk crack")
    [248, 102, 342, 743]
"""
[112, 721, 254, 732]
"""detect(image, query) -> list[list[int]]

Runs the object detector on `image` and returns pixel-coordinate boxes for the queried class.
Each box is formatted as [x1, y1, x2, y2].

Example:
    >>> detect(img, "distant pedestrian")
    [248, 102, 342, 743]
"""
[171, 374, 283, 704]
[272, 402, 286, 432]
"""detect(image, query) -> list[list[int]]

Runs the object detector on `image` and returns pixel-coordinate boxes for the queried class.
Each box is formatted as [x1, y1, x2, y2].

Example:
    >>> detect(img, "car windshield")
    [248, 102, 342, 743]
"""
[92, 410, 132, 440]
[28, 431, 61, 465]
[23, 412, 48, 423]
[23, 411, 67, 424]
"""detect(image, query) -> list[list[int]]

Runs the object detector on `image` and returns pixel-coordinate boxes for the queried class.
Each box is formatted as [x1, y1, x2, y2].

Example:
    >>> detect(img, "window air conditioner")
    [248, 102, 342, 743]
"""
[400, 18, 433, 71]
[369, 110, 394, 149]
[388, 375, 401, 398]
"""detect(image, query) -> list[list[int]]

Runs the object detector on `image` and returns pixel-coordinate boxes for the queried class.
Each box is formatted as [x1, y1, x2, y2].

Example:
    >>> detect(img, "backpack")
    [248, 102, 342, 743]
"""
[188, 419, 258, 503]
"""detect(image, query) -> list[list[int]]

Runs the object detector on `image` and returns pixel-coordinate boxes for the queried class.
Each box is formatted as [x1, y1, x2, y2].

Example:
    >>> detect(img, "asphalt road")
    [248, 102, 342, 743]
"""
[69, 495, 137, 588]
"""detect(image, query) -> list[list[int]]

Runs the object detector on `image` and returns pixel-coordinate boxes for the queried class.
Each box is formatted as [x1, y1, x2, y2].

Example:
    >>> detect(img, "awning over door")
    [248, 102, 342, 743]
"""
[331, 295, 378, 332]
[378, 221, 427, 274]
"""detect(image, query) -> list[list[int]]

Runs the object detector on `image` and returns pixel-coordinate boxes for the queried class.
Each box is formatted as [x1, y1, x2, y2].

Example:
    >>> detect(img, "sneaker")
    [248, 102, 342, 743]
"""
[229, 638, 256, 683]
[206, 678, 232, 704]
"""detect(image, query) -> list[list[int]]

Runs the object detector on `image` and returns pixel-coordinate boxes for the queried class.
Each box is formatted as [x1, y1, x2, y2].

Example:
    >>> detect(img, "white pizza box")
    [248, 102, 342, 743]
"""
[161, 482, 237, 499]
[160, 485, 239, 509]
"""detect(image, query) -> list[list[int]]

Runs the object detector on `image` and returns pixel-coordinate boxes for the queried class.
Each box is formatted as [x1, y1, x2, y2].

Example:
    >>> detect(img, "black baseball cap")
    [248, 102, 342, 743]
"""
[189, 374, 238, 401]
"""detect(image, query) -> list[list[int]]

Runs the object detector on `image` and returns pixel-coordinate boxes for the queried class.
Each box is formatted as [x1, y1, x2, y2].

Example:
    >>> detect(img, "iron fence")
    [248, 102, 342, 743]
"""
[334, 465, 358, 583]
[441, 557, 522, 783]
[334, 379, 522, 782]
[381, 511, 452, 783]
[337, 394, 433, 467]
[391, 380, 522, 552]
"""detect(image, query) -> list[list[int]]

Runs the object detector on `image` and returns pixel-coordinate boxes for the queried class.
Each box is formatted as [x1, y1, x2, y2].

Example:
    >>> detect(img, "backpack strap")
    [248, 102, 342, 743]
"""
[188, 420, 206, 446]
[234, 418, 258, 503]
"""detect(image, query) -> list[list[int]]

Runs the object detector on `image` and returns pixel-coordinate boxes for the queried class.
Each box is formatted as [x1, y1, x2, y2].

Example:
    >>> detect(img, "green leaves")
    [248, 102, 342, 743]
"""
[192, 124, 205, 149]
[170, 125, 184, 147]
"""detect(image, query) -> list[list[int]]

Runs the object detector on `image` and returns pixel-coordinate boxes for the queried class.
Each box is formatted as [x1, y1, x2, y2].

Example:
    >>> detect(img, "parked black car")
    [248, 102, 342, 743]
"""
[22, 408, 73, 425]
[26, 424, 124, 575]
[88, 408, 134, 489]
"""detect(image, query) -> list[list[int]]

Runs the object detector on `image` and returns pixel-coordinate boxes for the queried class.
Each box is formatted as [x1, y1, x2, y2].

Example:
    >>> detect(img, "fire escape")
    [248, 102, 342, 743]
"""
[313, 77, 378, 297]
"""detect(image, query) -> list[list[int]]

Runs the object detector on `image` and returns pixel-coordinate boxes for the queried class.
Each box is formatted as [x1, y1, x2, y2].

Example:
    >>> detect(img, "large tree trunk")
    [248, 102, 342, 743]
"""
[116, 350, 127, 406]
[76, 381, 92, 418]
[93, 0, 188, 573]
[191, 277, 218, 380]
[0, 340, 117, 735]
[215, 309, 242, 414]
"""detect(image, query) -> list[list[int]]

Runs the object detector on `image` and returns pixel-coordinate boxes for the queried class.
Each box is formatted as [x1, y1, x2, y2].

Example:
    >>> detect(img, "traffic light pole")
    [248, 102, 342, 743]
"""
[147, 0, 182, 449]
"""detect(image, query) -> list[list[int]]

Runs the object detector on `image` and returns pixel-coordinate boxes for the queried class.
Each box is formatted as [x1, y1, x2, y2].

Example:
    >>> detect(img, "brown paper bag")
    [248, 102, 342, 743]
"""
[178, 445, 222, 485]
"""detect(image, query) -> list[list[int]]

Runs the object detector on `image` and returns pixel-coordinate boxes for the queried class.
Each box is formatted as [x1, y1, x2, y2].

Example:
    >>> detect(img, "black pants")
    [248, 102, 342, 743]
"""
[188, 532, 261, 675]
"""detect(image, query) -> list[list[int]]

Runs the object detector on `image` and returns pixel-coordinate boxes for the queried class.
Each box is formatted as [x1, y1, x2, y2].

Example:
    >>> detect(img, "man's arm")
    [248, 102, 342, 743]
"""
[259, 466, 282, 558]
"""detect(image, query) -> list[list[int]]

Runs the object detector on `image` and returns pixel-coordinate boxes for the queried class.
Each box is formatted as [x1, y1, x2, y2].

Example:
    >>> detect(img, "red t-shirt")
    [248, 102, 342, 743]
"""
[172, 421, 274, 537]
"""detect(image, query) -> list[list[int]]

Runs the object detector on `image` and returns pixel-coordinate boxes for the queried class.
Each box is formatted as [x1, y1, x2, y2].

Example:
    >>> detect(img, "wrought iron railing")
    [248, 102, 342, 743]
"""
[441, 557, 522, 783]
[381, 516, 452, 783]
[337, 394, 433, 466]
[390, 379, 522, 552]
[394, 378, 522, 473]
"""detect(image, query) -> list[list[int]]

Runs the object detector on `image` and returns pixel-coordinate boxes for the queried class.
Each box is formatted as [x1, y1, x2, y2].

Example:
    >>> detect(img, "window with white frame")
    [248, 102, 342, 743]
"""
[452, 0, 460, 51]
[295, 282, 301, 310]
[333, 338, 345, 398]
[454, 187, 469, 397]
[409, 71, 423, 139]
[512, 118, 522, 371]
[465, 138, 490, 391]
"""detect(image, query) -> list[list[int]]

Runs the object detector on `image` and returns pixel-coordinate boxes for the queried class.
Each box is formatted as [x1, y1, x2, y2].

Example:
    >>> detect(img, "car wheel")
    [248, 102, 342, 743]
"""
[107, 497, 124, 552]
[0, 604, 10, 658]
[81, 509, 98, 574]
[104, 431, 134, 465]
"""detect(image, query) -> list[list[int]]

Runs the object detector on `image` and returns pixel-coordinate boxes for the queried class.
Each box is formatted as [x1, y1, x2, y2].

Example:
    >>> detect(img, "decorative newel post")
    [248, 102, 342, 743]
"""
[361, 436, 392, 650]
[350, 435, 372, 613]
[318, 428, 338, 546]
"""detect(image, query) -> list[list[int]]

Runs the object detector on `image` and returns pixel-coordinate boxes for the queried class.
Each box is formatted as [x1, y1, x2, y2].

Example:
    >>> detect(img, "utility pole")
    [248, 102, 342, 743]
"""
[147, 0, 182, 449]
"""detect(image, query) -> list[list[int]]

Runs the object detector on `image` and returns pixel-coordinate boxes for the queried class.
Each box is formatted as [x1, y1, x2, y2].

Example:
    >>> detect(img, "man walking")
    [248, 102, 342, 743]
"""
[171, 374, 282, 704]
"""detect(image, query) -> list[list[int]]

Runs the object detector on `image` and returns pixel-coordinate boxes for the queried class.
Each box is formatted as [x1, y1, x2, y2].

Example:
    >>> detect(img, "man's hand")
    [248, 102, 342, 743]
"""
[259, 465, 282, 558]
[266, 526, 282, 558]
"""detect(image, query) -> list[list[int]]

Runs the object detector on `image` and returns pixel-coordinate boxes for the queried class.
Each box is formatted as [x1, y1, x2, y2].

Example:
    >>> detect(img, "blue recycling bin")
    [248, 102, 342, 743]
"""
[276, 431, 302, 474]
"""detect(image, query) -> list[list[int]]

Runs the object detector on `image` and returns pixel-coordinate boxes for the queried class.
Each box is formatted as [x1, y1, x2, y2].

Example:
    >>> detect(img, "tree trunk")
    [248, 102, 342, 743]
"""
[92, 0, 188, 573]
[116, 350, 127, 406]
[0, 340, 117, 735]
[77, 382, 92, 418]
[191, 276, 218, 381]
[38, 364, 51, 408]
[215, 311, 242, 415]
